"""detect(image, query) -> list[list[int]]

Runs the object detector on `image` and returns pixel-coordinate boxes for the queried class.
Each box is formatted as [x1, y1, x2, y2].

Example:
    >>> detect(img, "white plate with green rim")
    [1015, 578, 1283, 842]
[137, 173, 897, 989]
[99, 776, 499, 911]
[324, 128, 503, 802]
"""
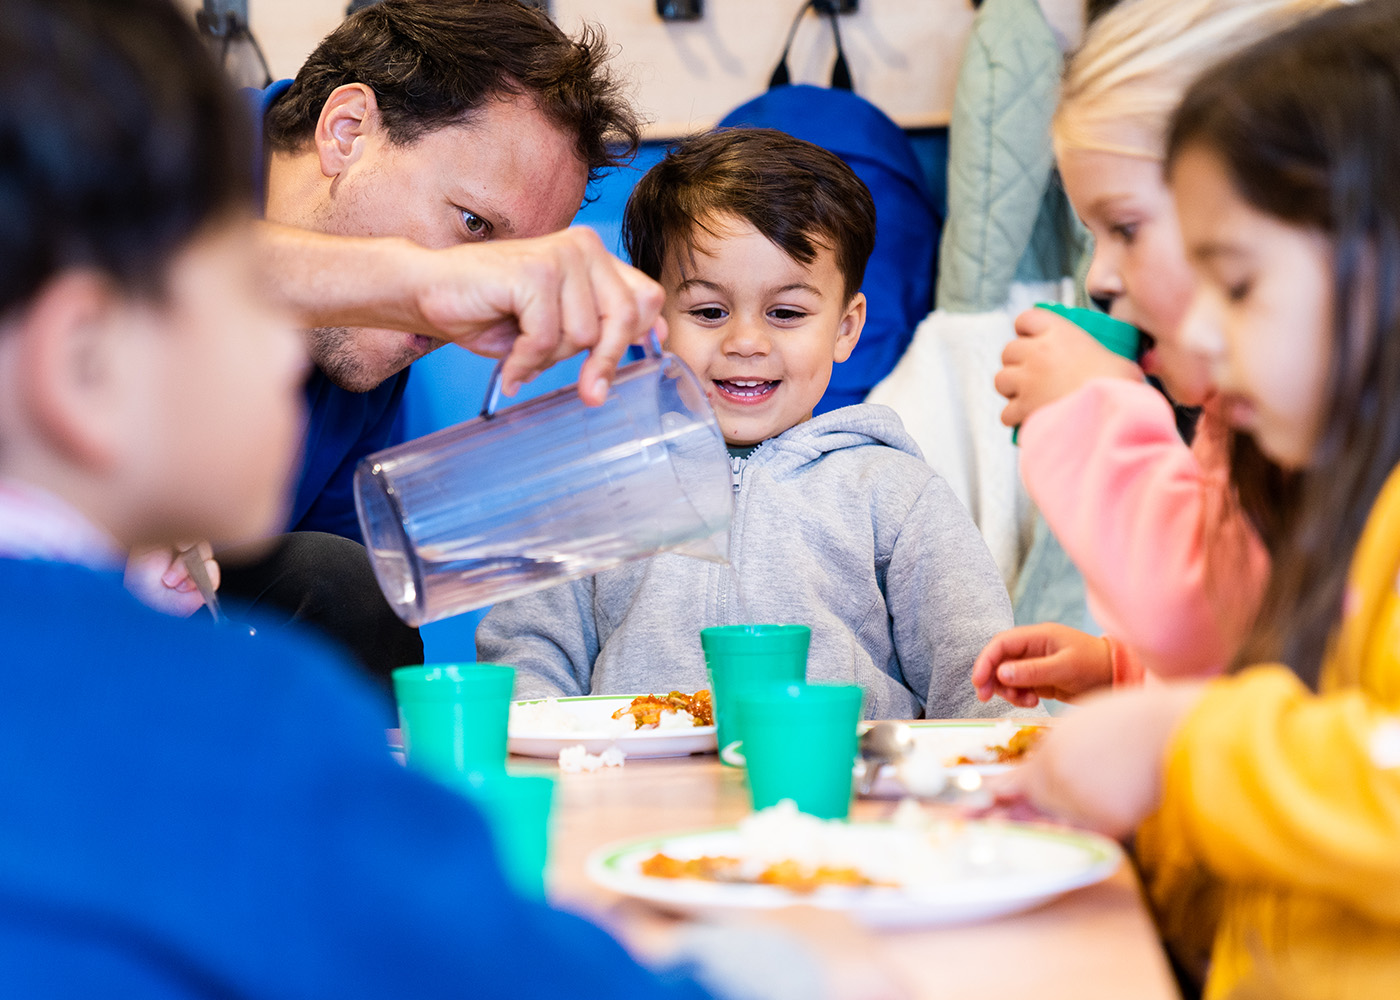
[587, 815, 1121, 928]
[508, 694, 717, 759]
[857, 720, 1049, 799]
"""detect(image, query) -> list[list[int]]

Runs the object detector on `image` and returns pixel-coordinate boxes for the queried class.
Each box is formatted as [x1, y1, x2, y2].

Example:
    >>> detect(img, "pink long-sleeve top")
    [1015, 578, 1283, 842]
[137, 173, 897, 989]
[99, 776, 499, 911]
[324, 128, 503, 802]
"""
[1017, 378, 1270, 682]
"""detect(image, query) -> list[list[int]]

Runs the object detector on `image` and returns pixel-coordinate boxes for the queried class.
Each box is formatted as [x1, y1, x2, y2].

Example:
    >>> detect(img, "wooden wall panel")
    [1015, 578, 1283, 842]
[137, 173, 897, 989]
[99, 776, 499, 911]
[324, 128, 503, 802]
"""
[179, 1, 990, 137]
[553, 0, 978, 137]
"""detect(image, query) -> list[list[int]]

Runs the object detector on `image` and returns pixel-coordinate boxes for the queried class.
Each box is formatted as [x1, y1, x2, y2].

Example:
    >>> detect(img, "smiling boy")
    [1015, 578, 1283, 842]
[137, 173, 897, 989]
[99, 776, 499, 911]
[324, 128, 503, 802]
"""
[478, 129, 1015, 719]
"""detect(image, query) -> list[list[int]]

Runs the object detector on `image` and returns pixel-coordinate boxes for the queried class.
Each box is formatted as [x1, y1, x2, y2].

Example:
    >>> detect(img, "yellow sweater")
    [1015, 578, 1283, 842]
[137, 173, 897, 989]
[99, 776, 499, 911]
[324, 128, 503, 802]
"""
[1138, 466, 1400, 999]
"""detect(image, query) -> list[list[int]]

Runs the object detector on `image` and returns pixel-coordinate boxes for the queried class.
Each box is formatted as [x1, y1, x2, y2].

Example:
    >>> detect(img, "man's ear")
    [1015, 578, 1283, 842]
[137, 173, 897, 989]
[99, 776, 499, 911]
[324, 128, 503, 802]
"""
[15, 272, 130, 470]
[314, 83, 379, 181]
[832, 291, 866, 364]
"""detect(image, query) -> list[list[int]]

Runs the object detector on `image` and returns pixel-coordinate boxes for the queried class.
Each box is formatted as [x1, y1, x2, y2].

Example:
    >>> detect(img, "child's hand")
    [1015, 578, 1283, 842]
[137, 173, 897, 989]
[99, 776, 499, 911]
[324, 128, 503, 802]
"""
[124, 543, 219, 618]
[994, 307, 1142, 427]
[971, 623, 1113, 707]
[988, 682, 1207, 839]
[760, 908, 914, 1000]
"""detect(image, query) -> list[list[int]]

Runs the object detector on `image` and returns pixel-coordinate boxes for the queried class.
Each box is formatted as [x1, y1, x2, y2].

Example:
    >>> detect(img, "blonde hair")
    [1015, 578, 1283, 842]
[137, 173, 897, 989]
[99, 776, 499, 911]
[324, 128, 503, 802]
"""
[1055, 0, 1339, 161]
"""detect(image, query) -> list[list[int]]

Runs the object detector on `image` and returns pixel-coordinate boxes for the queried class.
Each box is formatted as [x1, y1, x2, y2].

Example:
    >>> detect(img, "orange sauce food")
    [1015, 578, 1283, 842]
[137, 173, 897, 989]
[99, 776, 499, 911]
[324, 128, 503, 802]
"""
[640, 852, 884, 894]
[611, 690, 714, 729]
[951, 725, 1047, 765]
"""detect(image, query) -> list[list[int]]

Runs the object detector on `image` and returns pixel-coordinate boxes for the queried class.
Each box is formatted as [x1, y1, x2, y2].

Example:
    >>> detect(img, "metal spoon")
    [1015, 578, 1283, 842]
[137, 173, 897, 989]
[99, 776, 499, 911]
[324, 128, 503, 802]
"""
[856, 721, 914, 795]
[181, 547, 256, 637]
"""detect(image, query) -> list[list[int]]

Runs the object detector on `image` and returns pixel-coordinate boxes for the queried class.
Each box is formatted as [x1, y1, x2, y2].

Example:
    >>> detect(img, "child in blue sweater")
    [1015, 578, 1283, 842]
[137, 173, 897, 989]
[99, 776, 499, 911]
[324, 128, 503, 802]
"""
[0, 2, 874, 997]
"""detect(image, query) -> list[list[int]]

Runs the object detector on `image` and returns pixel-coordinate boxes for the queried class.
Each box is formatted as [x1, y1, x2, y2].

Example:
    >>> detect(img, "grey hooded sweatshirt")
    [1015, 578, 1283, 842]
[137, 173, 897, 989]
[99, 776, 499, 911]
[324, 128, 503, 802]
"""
[477, 404, 1017, 720]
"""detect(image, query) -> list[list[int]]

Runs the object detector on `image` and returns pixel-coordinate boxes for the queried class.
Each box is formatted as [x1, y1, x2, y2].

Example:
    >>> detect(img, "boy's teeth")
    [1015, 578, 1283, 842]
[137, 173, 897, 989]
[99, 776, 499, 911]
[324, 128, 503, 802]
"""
[716, 379, 777, 399]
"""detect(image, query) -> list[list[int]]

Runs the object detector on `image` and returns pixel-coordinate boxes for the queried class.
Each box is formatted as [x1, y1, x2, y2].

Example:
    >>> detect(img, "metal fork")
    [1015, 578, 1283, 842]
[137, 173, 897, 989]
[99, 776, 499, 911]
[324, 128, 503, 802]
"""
[181, 547, 256, 636]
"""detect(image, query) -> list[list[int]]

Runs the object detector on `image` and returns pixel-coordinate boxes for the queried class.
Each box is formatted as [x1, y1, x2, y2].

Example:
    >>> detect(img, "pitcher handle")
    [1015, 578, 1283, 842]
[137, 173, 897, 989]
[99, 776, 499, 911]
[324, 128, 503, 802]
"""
[479, 330, 664, 420]
[480, 363, 506, 420]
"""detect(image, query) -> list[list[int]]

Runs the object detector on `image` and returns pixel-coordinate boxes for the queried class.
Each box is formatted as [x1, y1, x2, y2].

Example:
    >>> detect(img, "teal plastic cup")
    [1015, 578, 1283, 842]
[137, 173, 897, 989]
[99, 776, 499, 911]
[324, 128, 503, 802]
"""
[1036, 302, 1141, 361]
[733, 682, 864, 820]
[1013, 304, 1143, 444]
[453, 771, 555, 898]
[391, 663, 515, 781]
[700, 625, 810, 766]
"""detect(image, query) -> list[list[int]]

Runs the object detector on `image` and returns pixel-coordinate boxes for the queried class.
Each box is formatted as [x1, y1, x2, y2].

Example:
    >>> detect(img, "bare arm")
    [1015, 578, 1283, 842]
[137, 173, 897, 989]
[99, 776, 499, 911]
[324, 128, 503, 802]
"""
[257, 222, 666, 404]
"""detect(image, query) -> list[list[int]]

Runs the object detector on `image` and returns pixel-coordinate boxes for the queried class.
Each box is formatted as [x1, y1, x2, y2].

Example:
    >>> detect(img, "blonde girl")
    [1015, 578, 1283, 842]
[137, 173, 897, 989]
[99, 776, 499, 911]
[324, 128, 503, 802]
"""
[974, 0, 1332, 706]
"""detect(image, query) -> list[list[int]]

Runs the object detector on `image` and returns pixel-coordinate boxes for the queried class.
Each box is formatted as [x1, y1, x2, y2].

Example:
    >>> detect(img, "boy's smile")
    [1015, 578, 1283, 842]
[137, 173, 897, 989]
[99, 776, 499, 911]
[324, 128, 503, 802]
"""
[659, 214, 864, 446]
[714, 378, 779, 403]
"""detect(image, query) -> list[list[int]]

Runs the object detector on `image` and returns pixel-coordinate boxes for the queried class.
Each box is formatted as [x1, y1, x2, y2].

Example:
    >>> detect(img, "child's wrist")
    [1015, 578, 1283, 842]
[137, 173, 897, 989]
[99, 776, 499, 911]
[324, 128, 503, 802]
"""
[1105, 635, 1146, 687]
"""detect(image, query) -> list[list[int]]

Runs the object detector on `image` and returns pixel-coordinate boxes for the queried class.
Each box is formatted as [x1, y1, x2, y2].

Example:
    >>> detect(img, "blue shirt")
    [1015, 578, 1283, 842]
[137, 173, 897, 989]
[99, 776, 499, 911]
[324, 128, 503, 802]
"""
[0, 557, 715, 999]
[250, 80, 410, 541]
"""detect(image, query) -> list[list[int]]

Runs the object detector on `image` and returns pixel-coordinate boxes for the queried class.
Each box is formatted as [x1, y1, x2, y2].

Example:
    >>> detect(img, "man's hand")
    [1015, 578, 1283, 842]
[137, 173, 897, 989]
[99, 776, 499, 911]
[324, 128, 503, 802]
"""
[261, 223, 665, 406]
[410, 227, 665, 404]
[971, 623, 1114, 708]
[124, 543, 218, 618]
[994, 307, 1142, 428]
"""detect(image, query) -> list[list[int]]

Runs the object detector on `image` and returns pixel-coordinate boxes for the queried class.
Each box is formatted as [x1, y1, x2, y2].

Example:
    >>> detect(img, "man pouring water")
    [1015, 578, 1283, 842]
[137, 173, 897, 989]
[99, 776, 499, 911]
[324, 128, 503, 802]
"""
[145, 0, 661, 683]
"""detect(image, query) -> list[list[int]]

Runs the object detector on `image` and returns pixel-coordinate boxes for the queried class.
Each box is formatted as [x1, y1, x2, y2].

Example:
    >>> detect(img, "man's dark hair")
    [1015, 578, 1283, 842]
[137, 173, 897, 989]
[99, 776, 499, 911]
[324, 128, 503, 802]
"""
[622, 128, 877, 302]
[0, 0, 252, 315]
[263, 0, 641, 183]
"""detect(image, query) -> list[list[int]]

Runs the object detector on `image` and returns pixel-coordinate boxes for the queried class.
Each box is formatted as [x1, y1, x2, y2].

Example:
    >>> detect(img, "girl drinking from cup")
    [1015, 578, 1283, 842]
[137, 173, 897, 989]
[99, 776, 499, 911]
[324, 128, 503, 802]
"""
[1004, 3, 1400, 994]
[973, 0, 1335, 706]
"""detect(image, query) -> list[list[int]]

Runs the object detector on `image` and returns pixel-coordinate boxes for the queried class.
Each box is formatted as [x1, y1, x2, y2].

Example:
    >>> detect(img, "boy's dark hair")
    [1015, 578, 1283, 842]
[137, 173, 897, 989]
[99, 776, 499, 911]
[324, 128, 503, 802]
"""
[0, 0, 252, 315]
[1167, 0, 1400, 690]
[622, 128, 877, 302]
[263, 0, 641, 184]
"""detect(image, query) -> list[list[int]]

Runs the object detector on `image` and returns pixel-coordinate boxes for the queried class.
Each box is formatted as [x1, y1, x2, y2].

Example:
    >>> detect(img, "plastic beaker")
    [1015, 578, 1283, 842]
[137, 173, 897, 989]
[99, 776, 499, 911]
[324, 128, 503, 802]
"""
[356, 338, 732, 627]
[733, 681, 864, 820]
[1012, 304, 1143, 444]
[392, 663, 515, 781]
[700, 624, 810, 766]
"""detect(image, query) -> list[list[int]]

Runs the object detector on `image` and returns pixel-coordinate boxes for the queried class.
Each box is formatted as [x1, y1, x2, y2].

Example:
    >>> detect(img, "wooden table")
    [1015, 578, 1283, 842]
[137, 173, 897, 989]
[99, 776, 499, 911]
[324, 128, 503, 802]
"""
[520, 749, 1182, 1000]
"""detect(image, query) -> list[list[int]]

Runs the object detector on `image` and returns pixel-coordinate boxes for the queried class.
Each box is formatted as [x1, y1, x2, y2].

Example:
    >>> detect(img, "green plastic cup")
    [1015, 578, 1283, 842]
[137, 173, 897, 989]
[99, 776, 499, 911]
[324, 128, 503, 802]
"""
[700, 624, 810, 766]
[452, 771, 555, 899]
[1036, 302, 1141, 361]
[1012, 304, 1143, 444]
[392, 663, 515, 781]
[733, 682, 864, 820]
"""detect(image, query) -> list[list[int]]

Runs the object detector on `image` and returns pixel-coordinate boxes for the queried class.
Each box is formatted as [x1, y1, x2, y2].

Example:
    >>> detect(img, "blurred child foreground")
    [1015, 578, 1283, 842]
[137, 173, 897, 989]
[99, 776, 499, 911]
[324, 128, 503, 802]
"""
[1004, 2, 1400, 996]
[478, 127, 1017, 721]
[0, 1, 850, 997]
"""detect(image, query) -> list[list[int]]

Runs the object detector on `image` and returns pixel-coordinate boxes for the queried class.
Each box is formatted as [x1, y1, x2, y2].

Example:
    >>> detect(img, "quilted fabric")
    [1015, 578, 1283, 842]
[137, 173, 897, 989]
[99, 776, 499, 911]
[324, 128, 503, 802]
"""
[868, 0, 1092, 627]
[937, 0, 1077, 313]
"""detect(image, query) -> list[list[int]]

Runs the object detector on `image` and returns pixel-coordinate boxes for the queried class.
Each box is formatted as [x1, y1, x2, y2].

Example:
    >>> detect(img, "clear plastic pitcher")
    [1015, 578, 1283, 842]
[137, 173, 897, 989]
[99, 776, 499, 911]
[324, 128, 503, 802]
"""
[355, 338, 733, 627]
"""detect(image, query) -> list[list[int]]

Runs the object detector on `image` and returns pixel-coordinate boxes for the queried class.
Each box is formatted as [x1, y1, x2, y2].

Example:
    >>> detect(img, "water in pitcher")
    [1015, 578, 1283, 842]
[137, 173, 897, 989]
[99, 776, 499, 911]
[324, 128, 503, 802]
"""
[406, 535, 664, 617]
[356, 341, 736, 629]
[371, 526, 733, 626]
[720, 560, 755, 627]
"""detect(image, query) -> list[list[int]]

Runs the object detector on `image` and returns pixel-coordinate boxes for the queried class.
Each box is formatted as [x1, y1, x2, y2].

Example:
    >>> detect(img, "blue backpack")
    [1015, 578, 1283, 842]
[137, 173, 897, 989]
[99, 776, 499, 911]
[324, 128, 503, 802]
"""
[718, 4, 940, 414]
